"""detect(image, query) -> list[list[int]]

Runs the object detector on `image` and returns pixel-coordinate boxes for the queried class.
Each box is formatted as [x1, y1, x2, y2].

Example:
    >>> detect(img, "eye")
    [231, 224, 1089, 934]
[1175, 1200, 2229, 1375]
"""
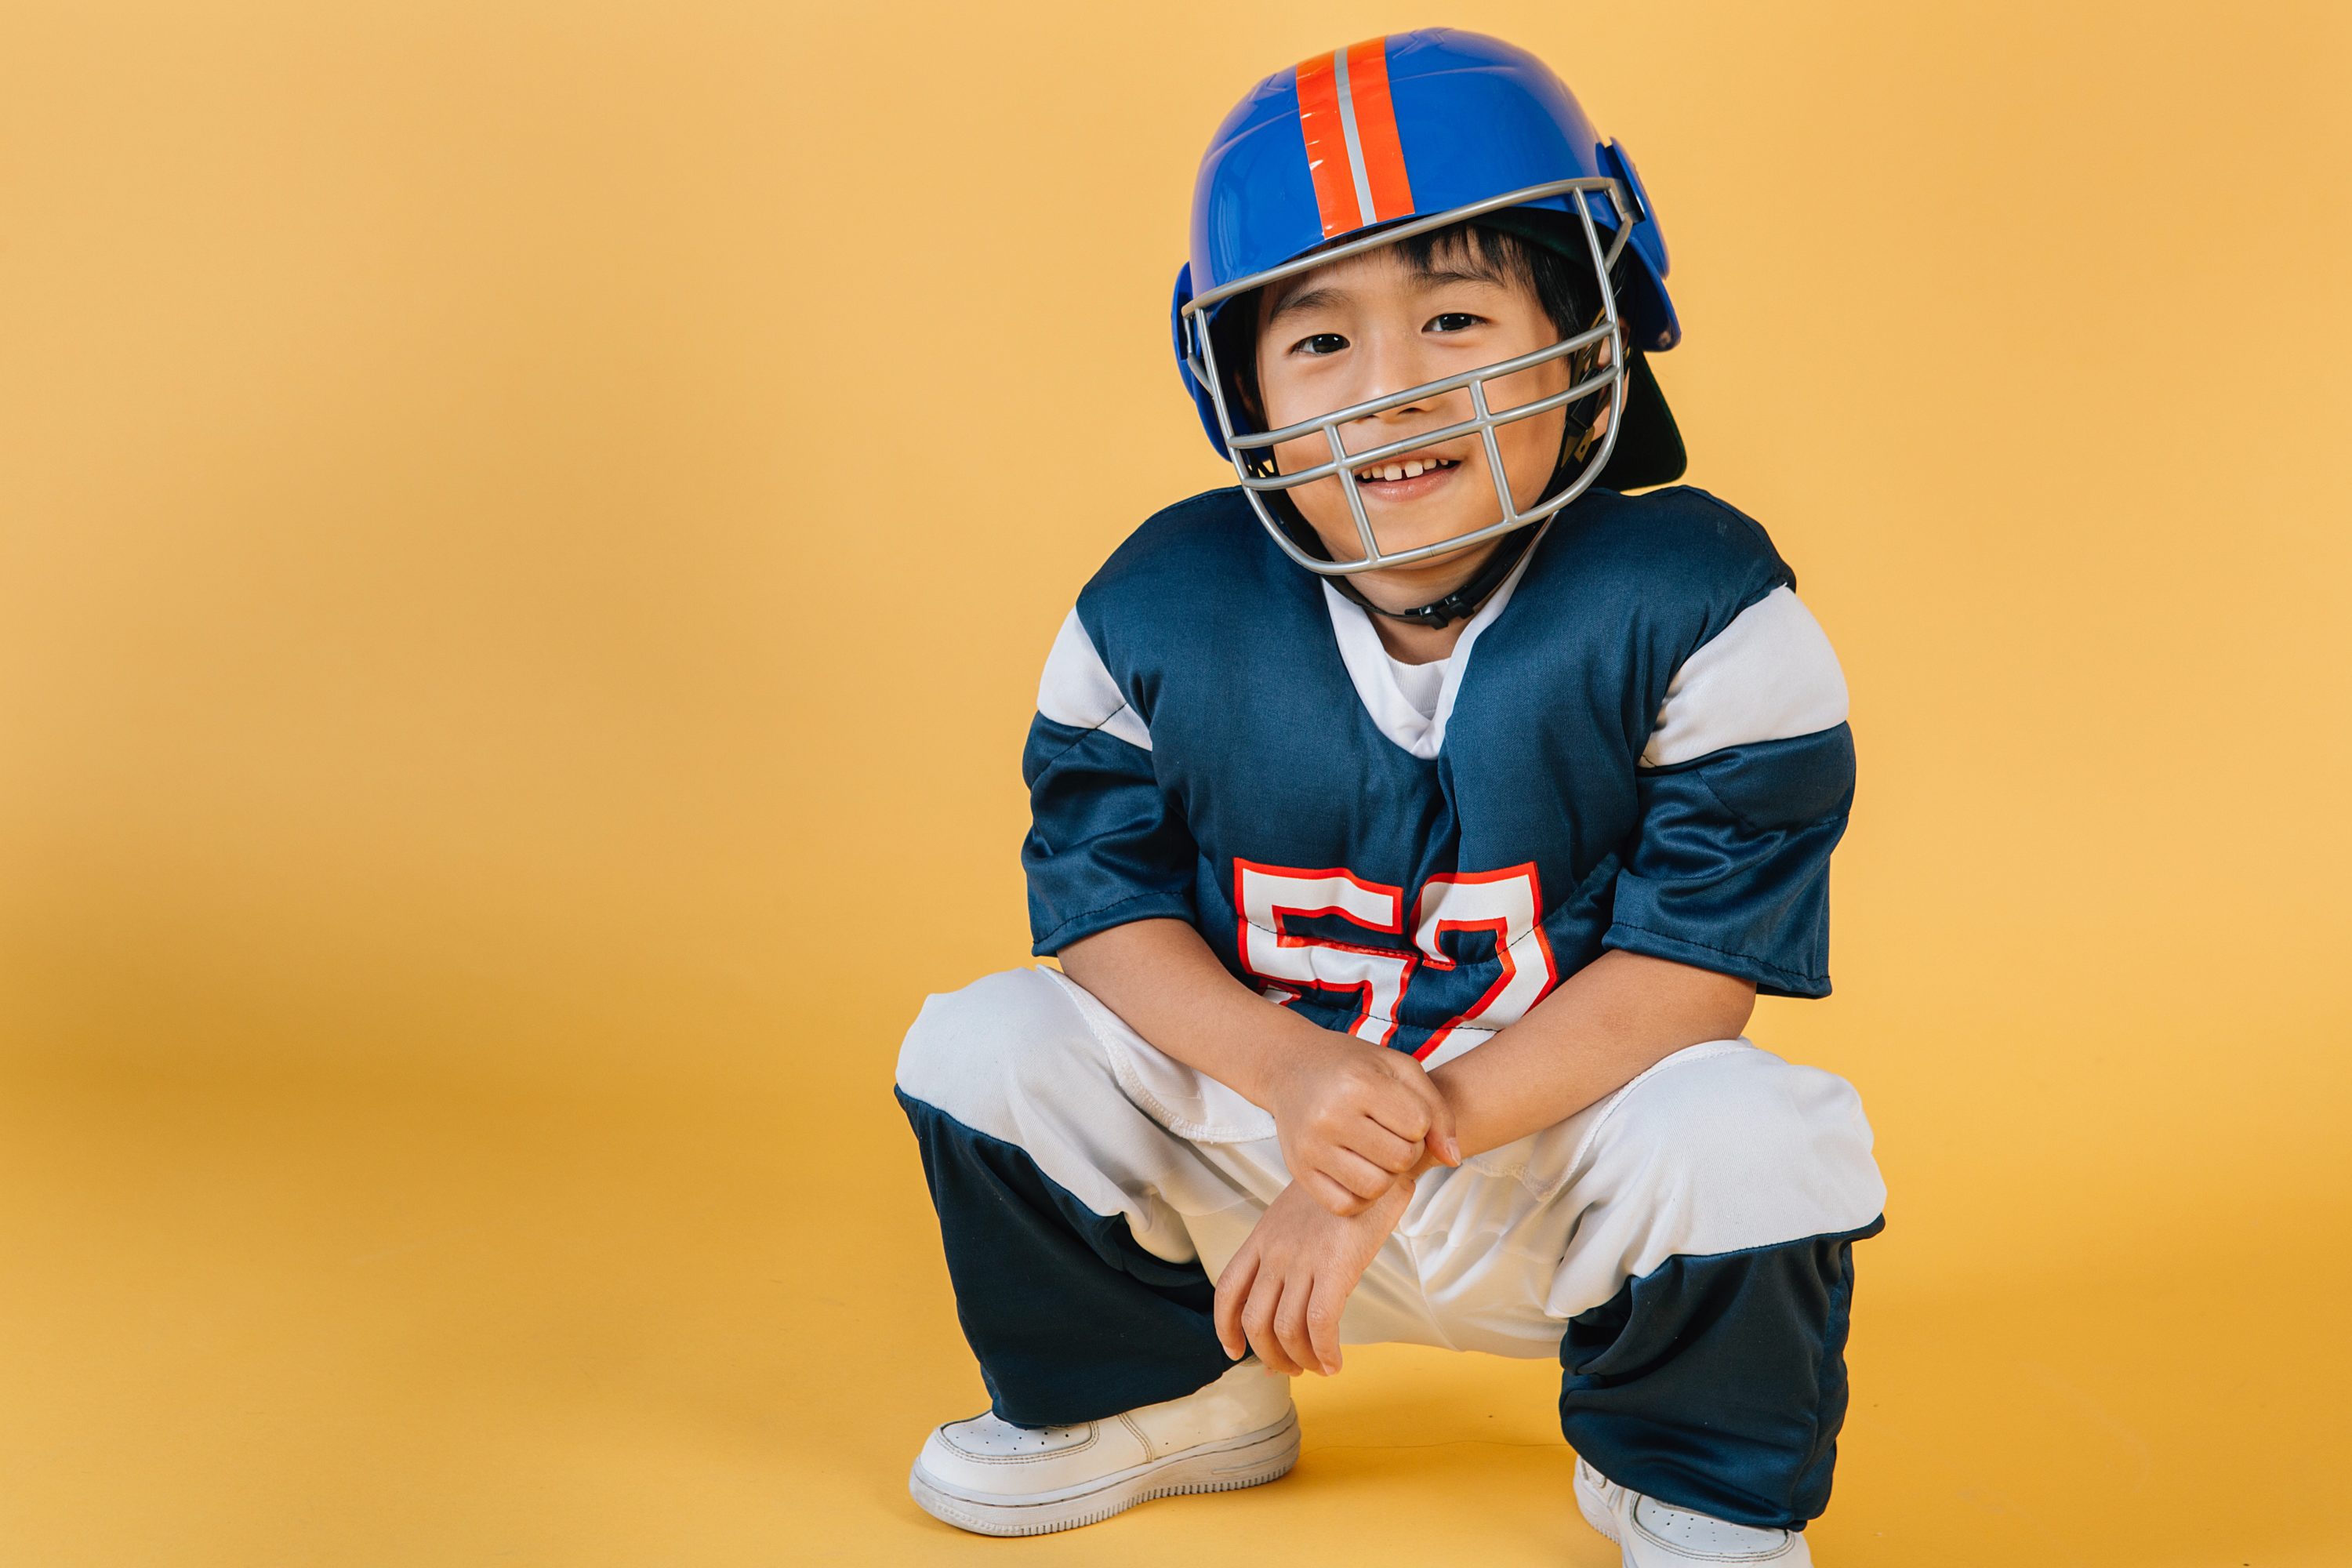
[1290, 332, 1349, 357]
[1427, 312, 1484, 334]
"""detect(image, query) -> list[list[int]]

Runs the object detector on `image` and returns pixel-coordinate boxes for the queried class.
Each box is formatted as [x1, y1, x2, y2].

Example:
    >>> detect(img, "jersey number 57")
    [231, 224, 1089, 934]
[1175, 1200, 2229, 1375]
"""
[1233, 859, 1559, 1062]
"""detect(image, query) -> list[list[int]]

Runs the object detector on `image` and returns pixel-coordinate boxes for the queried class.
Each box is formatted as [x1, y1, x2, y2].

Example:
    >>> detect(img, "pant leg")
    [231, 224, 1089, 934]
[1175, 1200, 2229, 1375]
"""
[1558, 1214, 1880, 1530]
[1535, 1040, 1887, 1530]
[894, 967, 1261, 1426]
[900, 970, 1886, 1522]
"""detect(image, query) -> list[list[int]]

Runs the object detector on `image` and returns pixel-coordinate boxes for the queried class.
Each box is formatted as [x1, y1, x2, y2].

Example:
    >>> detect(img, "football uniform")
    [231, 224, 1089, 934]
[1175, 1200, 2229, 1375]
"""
[1022, 483, 1855, 1058]
[900, 28, 1886, 1547]
[896, 484, 1887, 1530]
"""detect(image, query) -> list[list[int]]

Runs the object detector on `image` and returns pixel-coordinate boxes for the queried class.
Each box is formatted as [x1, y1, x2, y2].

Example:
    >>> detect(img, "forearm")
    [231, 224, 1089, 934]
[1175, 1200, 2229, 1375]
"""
[1427, 949, 1756, 1160]
[1055, 917, 1326, 1109]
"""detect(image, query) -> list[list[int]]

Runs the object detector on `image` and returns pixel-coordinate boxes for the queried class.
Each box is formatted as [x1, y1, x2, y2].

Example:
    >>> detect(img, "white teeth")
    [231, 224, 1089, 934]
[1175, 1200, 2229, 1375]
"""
[1357, 457, 1454, 481]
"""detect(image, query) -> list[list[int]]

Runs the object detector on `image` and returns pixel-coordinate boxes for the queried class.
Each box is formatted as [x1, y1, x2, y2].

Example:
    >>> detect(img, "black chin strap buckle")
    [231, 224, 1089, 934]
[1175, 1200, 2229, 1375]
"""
[1338, 524, 1541, 630]
[1375, 583, 1486, 628]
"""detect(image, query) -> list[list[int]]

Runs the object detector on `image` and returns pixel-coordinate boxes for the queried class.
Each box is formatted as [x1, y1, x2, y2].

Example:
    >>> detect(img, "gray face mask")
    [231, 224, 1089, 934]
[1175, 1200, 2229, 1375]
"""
[1180, 176, 1636, 577]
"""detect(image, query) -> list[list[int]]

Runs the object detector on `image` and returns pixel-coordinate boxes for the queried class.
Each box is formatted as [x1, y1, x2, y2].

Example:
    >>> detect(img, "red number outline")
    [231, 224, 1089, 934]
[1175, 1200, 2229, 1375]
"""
[1409, 862, 1561, 1061]
[1232, 858, 1418, 1047]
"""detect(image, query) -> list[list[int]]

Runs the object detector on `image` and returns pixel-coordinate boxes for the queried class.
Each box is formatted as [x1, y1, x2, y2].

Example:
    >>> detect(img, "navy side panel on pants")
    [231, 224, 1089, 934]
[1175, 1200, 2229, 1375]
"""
[898, 1088, 1235, 1427]
[1559, 1217, 1885, 1530]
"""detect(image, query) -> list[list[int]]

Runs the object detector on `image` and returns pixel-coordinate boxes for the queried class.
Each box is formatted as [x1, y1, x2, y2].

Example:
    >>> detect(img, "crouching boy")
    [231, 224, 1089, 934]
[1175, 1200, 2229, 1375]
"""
[896, 29, 1885, 1565]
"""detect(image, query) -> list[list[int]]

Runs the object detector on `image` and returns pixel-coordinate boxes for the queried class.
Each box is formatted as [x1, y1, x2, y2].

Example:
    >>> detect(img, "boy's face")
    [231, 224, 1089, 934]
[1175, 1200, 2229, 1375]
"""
[1251, 241, 1577, 578]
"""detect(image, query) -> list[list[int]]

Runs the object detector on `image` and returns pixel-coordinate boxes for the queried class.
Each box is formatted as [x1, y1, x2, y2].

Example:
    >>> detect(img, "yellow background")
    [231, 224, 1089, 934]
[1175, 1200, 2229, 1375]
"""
[4, 2, 2348, 1563]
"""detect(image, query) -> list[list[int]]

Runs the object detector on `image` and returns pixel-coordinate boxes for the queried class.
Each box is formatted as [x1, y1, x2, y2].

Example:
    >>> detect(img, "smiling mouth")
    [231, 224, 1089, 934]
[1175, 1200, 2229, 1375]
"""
[1352, 452, 1463, 484]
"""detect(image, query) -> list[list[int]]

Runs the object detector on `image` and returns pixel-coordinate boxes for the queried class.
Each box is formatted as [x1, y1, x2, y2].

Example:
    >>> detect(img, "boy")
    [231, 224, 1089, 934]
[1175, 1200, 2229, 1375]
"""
[895, 30, 1884, 1565]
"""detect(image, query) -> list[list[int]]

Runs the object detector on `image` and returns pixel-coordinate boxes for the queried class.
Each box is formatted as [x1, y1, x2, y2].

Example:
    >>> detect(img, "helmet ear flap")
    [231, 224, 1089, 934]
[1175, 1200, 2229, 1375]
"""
[1597, 141, 1680, 353]
[1598, 140, 1668, 277]
[1170, 263, 1231, 458]
[1190, 282, 1289, 484]
[1185, 281, 1323, 550]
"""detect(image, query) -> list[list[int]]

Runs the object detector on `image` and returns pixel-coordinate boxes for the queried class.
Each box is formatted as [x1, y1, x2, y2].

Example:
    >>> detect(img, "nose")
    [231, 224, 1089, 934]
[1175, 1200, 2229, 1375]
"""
[1338, 324, 1454, 452]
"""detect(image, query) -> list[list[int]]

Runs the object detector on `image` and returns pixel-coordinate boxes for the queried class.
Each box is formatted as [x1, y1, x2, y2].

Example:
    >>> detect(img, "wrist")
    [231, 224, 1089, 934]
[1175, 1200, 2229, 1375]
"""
[1420, 1061, 1472, 1160]
[1277, 1169, 1408, 1225]
[1237, 1008, 1346, 1110]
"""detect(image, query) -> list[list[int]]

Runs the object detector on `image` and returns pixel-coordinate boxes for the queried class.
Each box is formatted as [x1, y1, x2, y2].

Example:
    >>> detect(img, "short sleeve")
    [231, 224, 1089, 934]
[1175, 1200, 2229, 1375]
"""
[1022, 610, 1199, 954]
[1604, 587, 1856, 996]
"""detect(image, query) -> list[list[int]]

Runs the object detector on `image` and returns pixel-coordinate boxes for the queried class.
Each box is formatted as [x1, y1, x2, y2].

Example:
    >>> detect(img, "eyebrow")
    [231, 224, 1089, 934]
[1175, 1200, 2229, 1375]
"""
[1262, 285, 1347, 328]
[1262, 265, 1510, 330]
[1414, 265, 1507, 291]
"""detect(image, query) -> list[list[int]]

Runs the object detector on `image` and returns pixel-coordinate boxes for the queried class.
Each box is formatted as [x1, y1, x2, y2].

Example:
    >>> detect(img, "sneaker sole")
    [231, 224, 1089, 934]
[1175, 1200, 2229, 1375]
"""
[908, 1410, 1301, 1537]
[1573, 1459, 1622, 1546]
[1573, 1457, 1812, 1565]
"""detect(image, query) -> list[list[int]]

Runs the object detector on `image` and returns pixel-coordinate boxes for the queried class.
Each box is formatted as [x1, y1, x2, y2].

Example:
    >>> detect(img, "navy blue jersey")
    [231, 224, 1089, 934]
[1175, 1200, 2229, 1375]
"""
[1021, 485, 1854, 1065]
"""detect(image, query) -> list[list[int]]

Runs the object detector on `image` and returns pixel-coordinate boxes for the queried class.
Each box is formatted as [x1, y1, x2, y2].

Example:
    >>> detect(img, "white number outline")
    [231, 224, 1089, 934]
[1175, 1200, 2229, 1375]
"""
[1232, 859, 1418, 1048]
[1409, 862, 1561, 1062]
[1234, 858, 1560, 1060]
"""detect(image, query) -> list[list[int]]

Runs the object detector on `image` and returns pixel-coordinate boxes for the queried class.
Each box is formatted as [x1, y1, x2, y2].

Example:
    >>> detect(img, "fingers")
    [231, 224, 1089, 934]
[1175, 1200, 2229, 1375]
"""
[1241, 1272, 1301, 1375]
[1272, 1269, 1323, 1376]
[1342, 1120, 1421, 1177]
[1301, 1167, 1375, 1218]
[1359, 1074, 1435, 1145]
[1415, 1072, 1461, 1166]
[1377, 1054, 1461, 1167]
[1324, 1147, 1400, 1203]
[1305, 1274, 1345, 1376]
[1219, 1184, 1373, 1381]
[1214, 1246, 1258, 1360]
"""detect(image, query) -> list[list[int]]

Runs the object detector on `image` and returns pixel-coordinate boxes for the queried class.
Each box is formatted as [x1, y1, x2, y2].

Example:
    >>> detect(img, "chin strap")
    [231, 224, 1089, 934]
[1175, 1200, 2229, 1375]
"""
[1329, 523, 1541, 629]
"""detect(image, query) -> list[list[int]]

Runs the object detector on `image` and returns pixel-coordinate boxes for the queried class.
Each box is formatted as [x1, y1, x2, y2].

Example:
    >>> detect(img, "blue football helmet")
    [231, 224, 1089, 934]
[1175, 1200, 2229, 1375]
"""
[1171, 29, 1682, 576]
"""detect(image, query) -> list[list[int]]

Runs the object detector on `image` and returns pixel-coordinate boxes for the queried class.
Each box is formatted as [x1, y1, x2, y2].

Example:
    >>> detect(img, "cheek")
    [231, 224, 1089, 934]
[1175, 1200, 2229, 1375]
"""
[1258, 369, 1316, 448]
[1261, 378, 1356, 478]
[1255, 337, 1304, 418]
[1490, 404, 1569, 499]
[1480, 354, 1573, 488]
[1269, 426, 1327, 474]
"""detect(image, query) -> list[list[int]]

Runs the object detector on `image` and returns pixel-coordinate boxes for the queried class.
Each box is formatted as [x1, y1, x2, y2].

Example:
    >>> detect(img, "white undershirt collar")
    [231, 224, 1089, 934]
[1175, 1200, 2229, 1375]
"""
[1384, 651, 1446, 720]
[1319, 524, 1548, 760]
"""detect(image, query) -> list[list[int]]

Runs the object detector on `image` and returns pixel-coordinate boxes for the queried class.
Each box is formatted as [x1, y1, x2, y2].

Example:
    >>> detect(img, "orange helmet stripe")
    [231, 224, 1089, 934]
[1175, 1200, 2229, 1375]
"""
[1341, 38, 1415, 222]
[1294, 50, 1362, 238]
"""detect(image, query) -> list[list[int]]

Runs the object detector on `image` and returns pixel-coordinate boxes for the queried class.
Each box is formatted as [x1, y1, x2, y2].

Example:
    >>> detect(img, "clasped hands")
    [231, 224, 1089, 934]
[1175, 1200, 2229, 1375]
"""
[1214, 1031, 1461, 1378]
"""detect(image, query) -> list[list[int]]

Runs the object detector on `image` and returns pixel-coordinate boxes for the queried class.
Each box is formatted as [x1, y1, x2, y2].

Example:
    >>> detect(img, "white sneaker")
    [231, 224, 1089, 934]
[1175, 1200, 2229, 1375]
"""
[1575, 1456, 1815, 1565]
[908, 1362, 1299, 1537]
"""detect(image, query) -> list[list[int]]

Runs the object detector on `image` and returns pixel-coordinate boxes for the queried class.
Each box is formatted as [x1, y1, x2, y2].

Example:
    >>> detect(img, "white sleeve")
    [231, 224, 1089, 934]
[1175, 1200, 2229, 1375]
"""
[1640, 586, 1849, 768]
[1036, 608, 1152, 752]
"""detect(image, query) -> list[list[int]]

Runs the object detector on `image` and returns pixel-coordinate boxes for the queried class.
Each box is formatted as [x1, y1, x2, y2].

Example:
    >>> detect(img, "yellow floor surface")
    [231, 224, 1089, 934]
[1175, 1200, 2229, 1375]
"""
[6, 5, 2350, 1564]
[7, 1058, 2344, 1568]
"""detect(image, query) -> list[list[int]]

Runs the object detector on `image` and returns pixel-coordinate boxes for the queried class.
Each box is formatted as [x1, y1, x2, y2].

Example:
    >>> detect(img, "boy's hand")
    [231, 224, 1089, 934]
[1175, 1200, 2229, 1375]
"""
[1261, 1031, 1459, 1217]
[1214, 1177, 1410, 1377]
